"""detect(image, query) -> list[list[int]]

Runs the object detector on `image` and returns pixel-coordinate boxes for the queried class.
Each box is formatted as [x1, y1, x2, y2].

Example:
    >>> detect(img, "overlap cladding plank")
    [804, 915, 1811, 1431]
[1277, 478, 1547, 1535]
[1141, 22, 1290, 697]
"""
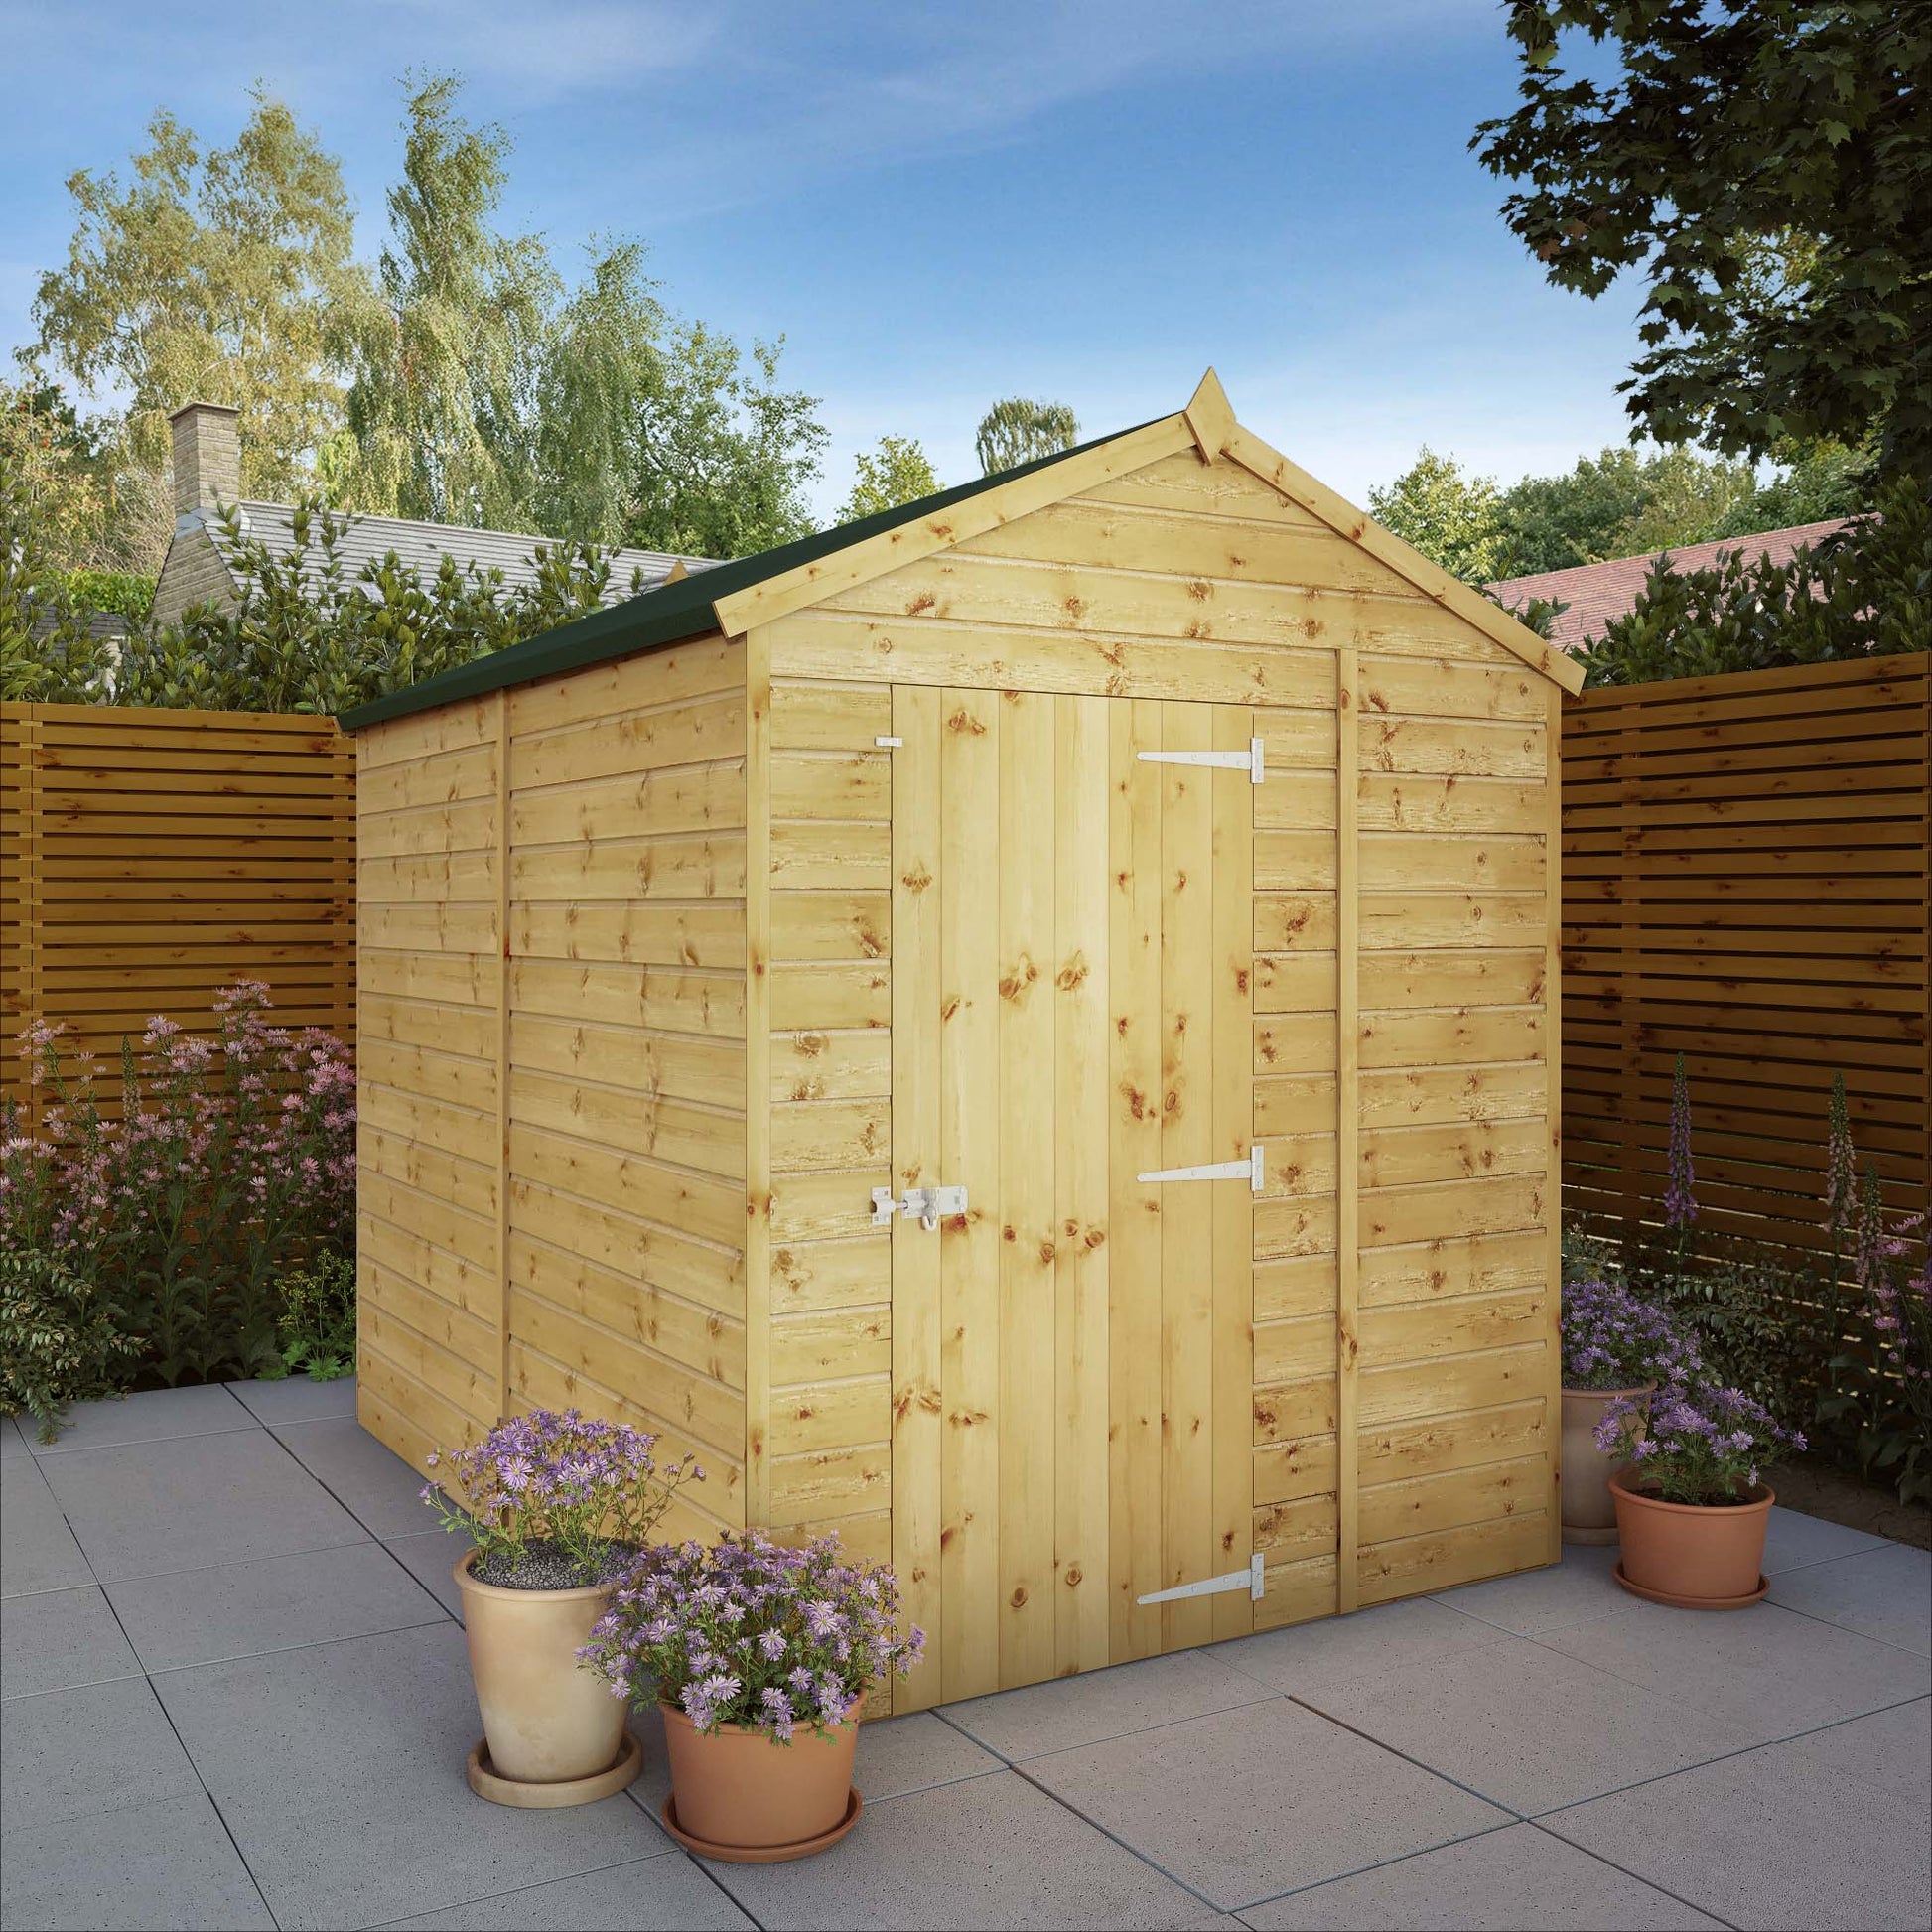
[1563, 652, 1930, 1255]
[1, 703, 354, 1119]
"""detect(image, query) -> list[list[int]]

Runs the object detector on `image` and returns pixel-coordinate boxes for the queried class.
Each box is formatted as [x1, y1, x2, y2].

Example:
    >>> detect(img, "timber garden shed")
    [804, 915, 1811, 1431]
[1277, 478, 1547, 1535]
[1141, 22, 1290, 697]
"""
[341, 372, 1585, 1709]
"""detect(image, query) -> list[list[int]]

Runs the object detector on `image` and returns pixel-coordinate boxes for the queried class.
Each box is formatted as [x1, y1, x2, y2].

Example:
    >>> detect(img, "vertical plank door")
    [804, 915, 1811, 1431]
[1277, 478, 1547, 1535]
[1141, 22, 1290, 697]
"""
[891, 689, 1256, 1705]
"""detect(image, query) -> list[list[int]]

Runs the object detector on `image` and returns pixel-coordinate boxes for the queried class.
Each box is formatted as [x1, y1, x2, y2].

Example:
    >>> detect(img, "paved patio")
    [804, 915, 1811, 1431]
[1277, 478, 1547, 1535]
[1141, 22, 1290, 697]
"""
[3, 1382, 1927, 1932]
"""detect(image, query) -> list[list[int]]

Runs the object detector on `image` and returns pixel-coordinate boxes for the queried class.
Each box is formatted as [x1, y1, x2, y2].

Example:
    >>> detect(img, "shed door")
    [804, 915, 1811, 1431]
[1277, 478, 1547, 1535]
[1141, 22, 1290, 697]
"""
[890, 687, 1257, 1708]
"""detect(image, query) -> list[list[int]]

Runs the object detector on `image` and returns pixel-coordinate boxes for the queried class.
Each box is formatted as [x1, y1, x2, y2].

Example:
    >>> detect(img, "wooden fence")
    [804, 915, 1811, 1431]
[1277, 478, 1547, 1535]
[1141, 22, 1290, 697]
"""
[1562, 653, 1931, 1258]
[1, 704, 354, 1118]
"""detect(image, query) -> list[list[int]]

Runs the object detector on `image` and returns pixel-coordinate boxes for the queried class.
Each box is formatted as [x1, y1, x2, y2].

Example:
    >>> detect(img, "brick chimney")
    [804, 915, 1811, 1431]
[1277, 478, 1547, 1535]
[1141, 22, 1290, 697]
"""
[169, 402, 241, 520]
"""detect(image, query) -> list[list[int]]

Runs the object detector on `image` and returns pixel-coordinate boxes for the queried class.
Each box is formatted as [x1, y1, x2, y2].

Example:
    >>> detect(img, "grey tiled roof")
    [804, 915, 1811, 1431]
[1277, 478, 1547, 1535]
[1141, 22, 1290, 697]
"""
[201, 501, 711, 606]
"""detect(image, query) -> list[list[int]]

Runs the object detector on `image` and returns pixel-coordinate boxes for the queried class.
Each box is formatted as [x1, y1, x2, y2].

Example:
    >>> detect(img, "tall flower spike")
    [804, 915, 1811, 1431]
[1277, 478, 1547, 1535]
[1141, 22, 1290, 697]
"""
[1665, 1051, 1698, 1230]
[1824, 1070, 1856, 1236]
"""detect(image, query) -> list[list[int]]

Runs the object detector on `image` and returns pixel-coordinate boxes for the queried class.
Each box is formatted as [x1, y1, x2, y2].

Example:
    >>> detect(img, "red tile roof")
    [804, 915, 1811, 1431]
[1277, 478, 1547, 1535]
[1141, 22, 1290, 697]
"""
[1487, 519, 1855, 654]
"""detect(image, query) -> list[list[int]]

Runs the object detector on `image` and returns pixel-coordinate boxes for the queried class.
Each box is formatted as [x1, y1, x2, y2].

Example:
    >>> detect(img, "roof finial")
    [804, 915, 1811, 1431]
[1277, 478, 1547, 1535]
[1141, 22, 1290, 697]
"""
[1184, 368, 1235, 463]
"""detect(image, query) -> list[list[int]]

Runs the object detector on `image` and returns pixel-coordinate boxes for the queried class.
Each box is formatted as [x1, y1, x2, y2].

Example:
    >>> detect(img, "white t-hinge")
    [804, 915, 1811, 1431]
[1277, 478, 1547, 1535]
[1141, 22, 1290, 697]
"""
[1136, 737, 1264, 784]
[1137, 1145, 1264, 1192]
[1138, 1554, 1265, 1605]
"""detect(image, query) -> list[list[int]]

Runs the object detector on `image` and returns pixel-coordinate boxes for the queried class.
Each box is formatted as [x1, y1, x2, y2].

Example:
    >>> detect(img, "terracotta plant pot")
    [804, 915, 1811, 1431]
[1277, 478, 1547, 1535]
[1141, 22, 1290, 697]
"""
[658, 1692, 863, 1861]
[1560, 1384, 1652, 1546]
[1609, 1468, 1774, 1609]
[454, 1549, 627, 1793]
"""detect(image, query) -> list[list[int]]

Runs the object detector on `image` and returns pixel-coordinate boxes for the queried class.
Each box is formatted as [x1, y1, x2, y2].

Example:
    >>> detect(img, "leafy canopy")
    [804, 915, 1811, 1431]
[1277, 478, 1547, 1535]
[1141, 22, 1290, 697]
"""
[840, 435, 940, 521]
[1474, 1, 1932, 474]
[975, 397, 1078, 476]
[1368, 448, 1509, 584]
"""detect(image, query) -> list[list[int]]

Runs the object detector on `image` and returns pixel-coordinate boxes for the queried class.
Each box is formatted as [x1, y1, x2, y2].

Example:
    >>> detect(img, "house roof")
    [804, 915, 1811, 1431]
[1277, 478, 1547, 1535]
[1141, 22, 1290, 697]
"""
[339, 372, 1584, 732]
[196, 501, 708, 608]
[1487, 519, 1856, 654]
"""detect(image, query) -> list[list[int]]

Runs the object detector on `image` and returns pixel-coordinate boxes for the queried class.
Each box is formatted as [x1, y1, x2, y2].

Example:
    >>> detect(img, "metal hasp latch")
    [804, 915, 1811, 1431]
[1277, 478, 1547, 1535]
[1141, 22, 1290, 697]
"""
[869, 1185, 968, 1232]
[1137, 1145, 1265, 1192]
[1138, 1554, 1265, 1605]
[1136, 738, 1264, 784]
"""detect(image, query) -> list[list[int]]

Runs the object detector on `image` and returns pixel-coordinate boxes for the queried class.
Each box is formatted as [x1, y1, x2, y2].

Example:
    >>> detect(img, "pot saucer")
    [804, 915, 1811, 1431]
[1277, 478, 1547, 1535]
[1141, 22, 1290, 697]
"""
[466, 1729, 642, 1808]
[661, 1787, 862, 1863]
[1613, 1562, 1769, 1611]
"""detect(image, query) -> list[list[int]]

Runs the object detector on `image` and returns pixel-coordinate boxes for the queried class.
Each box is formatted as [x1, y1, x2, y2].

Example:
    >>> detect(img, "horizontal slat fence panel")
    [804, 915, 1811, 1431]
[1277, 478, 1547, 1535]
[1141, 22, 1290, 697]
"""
[1561, 655, 1931, 1257]
[1, 704, 354, 1116]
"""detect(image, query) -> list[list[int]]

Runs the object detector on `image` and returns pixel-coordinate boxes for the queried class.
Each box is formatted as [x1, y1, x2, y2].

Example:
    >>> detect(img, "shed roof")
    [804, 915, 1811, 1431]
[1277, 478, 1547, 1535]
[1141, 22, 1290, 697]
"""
[339, 372, 1583, 731]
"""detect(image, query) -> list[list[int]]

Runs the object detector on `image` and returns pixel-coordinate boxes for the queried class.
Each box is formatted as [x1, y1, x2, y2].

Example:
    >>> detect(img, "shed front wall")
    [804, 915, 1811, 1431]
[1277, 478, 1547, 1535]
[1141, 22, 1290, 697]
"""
[357, 636, 752, 1543]
[751, 446, 1561, 1685]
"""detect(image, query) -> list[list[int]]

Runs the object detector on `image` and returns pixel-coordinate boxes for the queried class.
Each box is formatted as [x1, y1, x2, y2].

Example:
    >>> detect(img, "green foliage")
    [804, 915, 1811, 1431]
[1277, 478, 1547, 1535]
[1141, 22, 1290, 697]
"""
[59, 570, 153, 621]
[0, 1249, 141, 1444]
[975, 397, 1078, 477]
[26, 88, 369, 501]
[109, 500, 630, 714]
[0, 444, 122, 701]
[271, 1251, 356, 1382]
[1475, 2, 1932, 475]
[840, 435, 940, 522]
[1367, 447, 1508, 584]
[1577, 474, 1931, 686]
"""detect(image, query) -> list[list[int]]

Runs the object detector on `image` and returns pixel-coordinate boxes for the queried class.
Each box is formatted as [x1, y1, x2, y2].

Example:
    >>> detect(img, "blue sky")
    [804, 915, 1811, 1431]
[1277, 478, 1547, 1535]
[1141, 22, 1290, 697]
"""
[0, 0, 1647, 519]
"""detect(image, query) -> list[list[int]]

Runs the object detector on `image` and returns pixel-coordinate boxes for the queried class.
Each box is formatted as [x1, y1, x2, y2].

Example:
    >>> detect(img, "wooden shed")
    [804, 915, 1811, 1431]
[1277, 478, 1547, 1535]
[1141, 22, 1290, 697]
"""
[342, 372, 1585, 1709]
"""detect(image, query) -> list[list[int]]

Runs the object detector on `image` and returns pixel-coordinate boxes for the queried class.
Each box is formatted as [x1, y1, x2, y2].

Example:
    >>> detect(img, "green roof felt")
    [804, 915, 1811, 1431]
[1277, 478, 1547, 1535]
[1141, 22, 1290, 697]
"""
[337, 421, 1150, 731]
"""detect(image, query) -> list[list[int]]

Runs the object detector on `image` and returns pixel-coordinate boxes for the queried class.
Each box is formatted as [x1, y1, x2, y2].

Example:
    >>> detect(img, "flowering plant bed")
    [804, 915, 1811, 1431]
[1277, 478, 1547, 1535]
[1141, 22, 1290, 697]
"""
[581, 1530, 924, 1739]
[423, 1409, 700, 1588]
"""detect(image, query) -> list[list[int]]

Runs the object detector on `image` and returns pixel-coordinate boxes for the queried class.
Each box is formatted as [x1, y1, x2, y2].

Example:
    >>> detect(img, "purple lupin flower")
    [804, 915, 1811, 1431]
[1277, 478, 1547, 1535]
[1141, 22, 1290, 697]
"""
[1665, 1052, 1698, 1231]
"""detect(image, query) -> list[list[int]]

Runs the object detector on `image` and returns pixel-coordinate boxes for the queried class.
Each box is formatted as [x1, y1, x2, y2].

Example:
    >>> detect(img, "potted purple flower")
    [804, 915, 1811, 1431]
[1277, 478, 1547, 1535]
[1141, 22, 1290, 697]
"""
[1600, 1384, 1804, 1608]
[1559, 1278, 1701, 1544]
[579, 1530, 924, 1862]
[422, 1410, 700, 1806]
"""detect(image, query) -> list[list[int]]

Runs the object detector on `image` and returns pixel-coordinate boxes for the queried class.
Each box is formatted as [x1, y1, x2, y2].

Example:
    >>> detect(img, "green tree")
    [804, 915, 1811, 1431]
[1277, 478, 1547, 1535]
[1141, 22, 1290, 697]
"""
[840, 435, 940, 522]
[1368, 448, 1508, 584]
[336, 74, 552, 530]
[1474, 2, 1932, 474]
[1494, 446, 1758, 576]
[1709, 440, 1875, 538]
[975, 397, 1078, 476]
[26, 90, 369, 501]
[0, 442, 120, 702]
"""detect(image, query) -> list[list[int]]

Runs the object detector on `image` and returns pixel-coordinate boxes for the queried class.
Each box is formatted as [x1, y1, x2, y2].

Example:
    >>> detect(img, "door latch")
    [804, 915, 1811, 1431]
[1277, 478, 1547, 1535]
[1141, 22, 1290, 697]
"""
[870, 1184, 968, 1231]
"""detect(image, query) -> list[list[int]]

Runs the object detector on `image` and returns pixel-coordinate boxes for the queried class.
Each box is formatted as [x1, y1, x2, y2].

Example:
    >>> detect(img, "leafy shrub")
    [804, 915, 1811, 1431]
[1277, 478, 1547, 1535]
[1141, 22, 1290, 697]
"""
[1598, 1384, 1805, 1506]
[2, 982, 355, 1390]
[58, 570, 154, 623]
[270, 1250, 357, 1382]
[0, 1248, 141, 1442]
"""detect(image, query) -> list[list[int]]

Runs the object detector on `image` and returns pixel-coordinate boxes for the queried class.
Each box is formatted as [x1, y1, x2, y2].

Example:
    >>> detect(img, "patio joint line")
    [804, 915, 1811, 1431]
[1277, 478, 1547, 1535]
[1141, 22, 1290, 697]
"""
[360, 1847, 695, 1931]
[1220, 1814, 1523, 1918]
[1748, 1589, 1932, 1660]
[91, 1581, 285, 1932]
[923, 1704, 1244, 1919]
[1523, 1691, 1932, 1822]
[136, 1608, 456, 1678]
[1520, 1817, 1744, 1931]
[1278, 1690, 1533, 1824]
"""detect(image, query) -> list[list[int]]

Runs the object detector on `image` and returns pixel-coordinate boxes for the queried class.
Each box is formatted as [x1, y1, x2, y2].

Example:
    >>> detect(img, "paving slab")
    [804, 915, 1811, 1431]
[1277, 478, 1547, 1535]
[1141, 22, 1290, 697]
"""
[153, 1619, 665, 1931]
[1, 1583, 142, 1700]
[274, 1414, 437, 1538]
[1238, 1821, 1723, 1930]
[26, 1382, 254, 1453]
[1427, 1543, 1622, 1634]
[1768, 1542, 1932, 1656]
[943, 1647, 1276, 1759]
[1537, 1594, 1930, 1743]
[378, 1856, 753, 1929]
[226, 1372, 359, 1426]
[856, 1710, 1003, 1796]
[35, 1427, 367, 1582]
[0, 1674, 201, 1833]
[0, 1456, 93, 1598]
[0, 1788, 274, 1932]
[1024, 1693, 1507, 1911]
[1213, 1595, 1505, 1699]
[1761, 1503, 1889, 1574]
[1300, 1630, 1757, 1816]
[385, 1526, 474, 1618]
[1, 1413, 29, 1457]
[1546, 1699, 1932, 1932]
[105, 1540, 449, 1672]
[700, 1767, 1204, 1929]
